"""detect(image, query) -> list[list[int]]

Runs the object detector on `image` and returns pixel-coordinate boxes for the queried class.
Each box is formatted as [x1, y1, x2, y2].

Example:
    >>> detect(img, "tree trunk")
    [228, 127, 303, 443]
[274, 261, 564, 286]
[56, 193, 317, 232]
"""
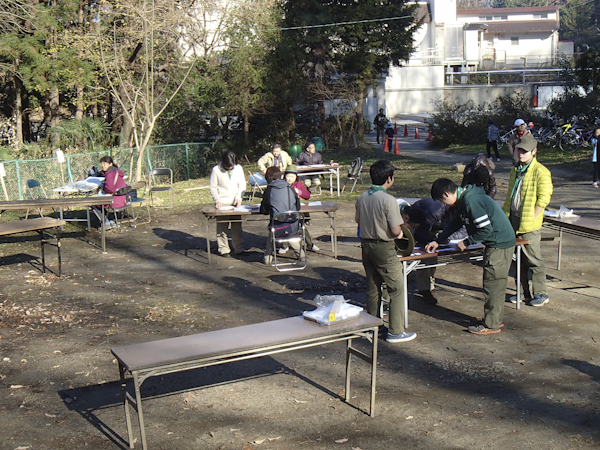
[244, 113, 250, 146]
[317, 100, 326, 141]
[355, 91, 365, 140]
[287, 103, 296, 141]
[75, 83, 84, 120]
[49, 85, 60, 129]
[14, 78, 23, 149]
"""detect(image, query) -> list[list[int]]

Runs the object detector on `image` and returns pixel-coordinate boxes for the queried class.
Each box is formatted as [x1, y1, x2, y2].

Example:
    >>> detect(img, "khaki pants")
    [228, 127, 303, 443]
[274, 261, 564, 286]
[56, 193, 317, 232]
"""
[482, 247, 513, 329]
[361, 239, 405, 335]
[510, 216, 547, 297]
[216, 216, 243, 255]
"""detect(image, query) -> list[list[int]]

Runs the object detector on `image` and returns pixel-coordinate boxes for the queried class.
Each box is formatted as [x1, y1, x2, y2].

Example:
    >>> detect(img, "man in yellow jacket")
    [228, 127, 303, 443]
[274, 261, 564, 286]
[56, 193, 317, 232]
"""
[503, 135, 553, 306]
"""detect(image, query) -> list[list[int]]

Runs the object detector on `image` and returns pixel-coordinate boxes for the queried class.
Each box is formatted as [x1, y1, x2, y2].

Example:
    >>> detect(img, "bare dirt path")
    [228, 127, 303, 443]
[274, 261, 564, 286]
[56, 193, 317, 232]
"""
[1, 140, 599, 450]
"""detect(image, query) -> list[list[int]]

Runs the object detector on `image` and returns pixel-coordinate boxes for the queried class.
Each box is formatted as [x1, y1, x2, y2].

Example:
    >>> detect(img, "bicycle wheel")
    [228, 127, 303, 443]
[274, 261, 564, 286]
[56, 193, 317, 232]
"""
[498, 137, 507, 151]
[559, 131, 580, 153]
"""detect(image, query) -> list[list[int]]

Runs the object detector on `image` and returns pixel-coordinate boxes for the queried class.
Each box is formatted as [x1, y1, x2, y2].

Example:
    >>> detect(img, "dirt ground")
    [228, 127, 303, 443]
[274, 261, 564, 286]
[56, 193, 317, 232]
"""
[1, 153, 600, 450]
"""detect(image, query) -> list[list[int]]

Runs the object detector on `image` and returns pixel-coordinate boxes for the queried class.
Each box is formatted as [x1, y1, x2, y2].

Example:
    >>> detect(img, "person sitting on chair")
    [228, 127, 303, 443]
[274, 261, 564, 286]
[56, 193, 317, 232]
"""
[260, 167, 306, 265]
[284, 164, 319, 252]
[92, 156, 127, 229]
[295, 141, 323, 193]
[258, 144, 293, 176]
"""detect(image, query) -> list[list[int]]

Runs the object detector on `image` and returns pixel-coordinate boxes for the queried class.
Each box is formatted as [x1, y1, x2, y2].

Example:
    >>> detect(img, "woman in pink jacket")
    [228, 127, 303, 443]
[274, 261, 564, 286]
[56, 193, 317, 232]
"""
[100, 156, 127, 209]
[284, 165, 319, 252]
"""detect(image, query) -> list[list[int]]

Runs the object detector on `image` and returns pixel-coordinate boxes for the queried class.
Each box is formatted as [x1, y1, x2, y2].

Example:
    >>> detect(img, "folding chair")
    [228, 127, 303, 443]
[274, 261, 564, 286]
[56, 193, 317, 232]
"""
[128, 181, 151, 225]
[246, 169, 266, 201]
[269, 211, 307, 272]
[25, 179, 50, 219]
[108, 185, 137, 231]
[341, 157, 364, 194]
[149, 168, 174, 208]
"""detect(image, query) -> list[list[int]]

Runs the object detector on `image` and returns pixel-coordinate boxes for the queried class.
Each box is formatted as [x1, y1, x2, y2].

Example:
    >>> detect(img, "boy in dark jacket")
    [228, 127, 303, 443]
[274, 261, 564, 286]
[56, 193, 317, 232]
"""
[260, 167, 305, 264]
[425, 179, 515, 335]
[402, 198, 467, 305]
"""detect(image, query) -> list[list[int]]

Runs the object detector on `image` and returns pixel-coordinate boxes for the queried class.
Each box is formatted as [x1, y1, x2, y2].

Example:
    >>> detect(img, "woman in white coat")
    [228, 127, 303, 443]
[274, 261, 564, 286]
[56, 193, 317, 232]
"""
[209, 150, 246, 256]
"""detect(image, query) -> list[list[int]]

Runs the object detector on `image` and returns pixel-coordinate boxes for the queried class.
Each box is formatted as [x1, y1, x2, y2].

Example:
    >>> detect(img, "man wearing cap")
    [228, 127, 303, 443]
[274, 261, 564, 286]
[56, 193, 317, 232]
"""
[507, 118, 531, 164]
[503, 134, 553, 307]
[355, 160, 416, 343]
[374, 108, 387, 144]
[295, 142, 323, 193]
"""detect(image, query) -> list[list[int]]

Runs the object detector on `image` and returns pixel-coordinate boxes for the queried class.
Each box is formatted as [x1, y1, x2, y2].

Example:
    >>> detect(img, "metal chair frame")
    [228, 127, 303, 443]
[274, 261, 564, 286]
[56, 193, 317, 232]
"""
[270, 210, 307, 272]
[149, 168, 174, 208]
[341, 157, 364, 194]
[25, 179, 50, 219]
[246, 169, 266, 201]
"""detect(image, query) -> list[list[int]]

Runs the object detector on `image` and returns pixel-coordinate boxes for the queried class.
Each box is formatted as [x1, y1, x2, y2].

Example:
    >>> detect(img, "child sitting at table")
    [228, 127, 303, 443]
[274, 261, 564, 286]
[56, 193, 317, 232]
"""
[283, 164, 319, 252]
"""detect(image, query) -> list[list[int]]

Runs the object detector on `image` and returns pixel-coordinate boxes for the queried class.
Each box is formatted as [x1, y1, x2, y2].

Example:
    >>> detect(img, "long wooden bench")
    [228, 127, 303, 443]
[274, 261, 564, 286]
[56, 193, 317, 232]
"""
[0, 217, 66, 276]
[111, 311, 382, 450]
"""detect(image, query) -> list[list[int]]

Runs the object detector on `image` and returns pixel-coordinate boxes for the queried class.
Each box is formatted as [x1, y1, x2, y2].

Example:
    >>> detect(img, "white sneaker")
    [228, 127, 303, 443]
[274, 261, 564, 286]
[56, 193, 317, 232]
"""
[593, 182, 598, 188]
[496, 158, 501, 162]
[310, 244, 320, 252]
[278, 246, 289, 254]
[104, 220, 116, 230]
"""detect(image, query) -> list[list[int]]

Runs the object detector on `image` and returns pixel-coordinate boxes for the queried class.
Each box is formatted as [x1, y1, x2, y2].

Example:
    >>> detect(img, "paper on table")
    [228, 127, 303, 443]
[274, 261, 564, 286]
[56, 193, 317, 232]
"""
[234, 204, 258, 212]
[309, 164, 327, 167]
[544, 206, 579, 218]
[308, 201, 322, 206]
[218, 205, 235, 211]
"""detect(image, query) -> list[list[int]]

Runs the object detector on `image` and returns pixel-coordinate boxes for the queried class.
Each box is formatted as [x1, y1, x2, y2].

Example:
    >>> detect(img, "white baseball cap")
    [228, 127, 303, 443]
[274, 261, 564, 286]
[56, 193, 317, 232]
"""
[514, 118, 525, 126]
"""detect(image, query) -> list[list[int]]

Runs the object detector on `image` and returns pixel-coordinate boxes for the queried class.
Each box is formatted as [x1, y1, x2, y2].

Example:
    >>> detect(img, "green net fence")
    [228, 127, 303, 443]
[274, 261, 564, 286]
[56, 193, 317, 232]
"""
[0, 142, 215, 201]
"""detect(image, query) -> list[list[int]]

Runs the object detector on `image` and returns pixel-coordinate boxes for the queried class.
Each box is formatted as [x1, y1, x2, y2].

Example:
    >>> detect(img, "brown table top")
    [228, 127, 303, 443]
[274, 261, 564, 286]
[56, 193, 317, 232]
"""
[201, 201, 339, 217]
[0, 217, 66, 236]
[112, 311, 382, 372]
[0, 196, 113, 210]
[544, 214, 600, 236]
[296, 164, 341, 172]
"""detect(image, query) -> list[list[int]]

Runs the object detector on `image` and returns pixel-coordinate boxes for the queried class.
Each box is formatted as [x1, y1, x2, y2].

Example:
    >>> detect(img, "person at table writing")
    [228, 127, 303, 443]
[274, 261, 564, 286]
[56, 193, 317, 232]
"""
[284, 164, 319, 252]
[209, 150, 246, 257]
[355, 159, 416, 344]
[425, 179, 515, 335]
[260, 166, 305, 265]
[401, 198, 467, 305]
[503, 135, 553, 307]
[91, 156, 127, 229]
[295, 141, 322, 193]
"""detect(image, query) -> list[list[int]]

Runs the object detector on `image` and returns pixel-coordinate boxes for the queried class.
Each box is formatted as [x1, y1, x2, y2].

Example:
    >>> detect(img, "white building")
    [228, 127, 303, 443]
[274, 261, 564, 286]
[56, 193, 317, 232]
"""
[365, 1, 572, 118]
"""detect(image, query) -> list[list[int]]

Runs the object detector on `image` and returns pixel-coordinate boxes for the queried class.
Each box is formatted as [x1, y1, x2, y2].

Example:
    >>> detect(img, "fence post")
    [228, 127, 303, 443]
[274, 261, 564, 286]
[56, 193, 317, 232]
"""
[15, 160, 22, 200]
[185, 143, 190, 180]
[66, 154, 74, 183]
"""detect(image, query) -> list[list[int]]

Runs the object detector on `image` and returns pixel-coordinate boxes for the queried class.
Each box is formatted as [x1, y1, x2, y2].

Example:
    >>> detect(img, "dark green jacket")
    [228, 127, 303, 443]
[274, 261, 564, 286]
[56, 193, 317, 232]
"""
[437, 185, 515, 249]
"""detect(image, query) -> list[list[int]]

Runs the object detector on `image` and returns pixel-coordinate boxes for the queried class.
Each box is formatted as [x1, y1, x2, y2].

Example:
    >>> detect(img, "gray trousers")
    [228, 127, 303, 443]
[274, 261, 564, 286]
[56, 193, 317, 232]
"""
[482, 247, 513, 329]
[510, 216, 547, 297]
[361, 240, 405, 335]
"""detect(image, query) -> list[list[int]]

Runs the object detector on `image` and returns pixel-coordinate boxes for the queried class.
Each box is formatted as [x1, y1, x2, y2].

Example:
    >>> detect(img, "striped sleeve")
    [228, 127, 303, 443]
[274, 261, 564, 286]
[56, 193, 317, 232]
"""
[474, 213, 491, 229]
[465, 202, 493, 245]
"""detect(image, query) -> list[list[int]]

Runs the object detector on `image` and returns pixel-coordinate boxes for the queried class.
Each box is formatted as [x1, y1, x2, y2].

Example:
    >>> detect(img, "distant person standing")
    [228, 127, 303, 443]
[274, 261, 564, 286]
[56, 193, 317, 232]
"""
[355, 160, 416, 343]
[507, 118, 531, 164]
[209, 150, 246, 257]
[461, 153, 497, 199]
[374, 108, 387, 144]
[592, 128, 600, 188]
[487, 120, 500, 161]
[384, 121, 395, 142]
[503, 135, 553, 307]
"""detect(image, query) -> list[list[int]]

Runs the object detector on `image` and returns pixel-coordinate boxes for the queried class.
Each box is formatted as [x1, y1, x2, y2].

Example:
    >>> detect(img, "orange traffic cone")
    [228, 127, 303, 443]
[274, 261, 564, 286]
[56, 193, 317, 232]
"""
[403, 124, 409, 137]
[414, 126, 420, 139]
[383, 137, 389, 152]
[393, 138, 401, 155]
[427, 129, 433, 141]
[394, 122, 398, 134]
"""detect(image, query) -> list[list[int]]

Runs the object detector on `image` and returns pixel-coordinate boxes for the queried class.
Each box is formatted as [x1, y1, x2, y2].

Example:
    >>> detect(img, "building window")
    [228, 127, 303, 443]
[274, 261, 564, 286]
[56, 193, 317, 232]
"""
[511, 37, 519, 45]
[494, 15, 508, 21]
[533, 13, 548, 19]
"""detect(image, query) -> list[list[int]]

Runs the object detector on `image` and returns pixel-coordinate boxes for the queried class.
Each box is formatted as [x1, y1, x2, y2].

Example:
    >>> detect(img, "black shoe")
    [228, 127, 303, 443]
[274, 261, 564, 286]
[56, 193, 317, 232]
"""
[378, 326, 388, 337]
[420, 290, 438, 305]
[220, 252, 231, 258]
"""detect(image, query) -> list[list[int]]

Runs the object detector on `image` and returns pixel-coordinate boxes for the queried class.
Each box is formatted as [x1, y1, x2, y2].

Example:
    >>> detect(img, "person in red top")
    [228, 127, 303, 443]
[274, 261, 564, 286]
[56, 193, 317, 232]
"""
[507, 118, 532, 164]
[283, 165, 320, 252]
[92, 156, 127, 229]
